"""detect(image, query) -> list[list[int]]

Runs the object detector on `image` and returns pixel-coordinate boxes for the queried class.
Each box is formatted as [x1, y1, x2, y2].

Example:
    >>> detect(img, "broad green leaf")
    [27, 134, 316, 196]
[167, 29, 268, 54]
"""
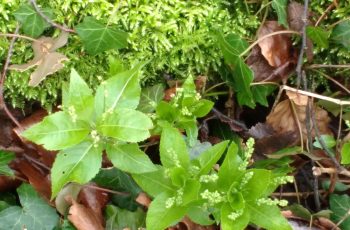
[187, 206, 214, 225]
[322, 180, 349, 192]
[341, 142, 350, 164]
[272, 0, 288, 28]
[0, 184, 59, 230]
[313, 135, 336, 149]
[0, 151, 15, 176]
[217, 33, 248, 59]
[146, 193, 187, 230]
[169, 167, 188, 187]
[67, 69, 94, 120]
[331, 20, 350, 49]
[191, 99, 214, 117]
[242, 169, 271, 201]
[105, 205, 146, 230]
[106, 144, 157, 174]
[247, 203, 291, 230]
[182, 179, 201, 205]
[221, 203, 249, 230]
[97, 109, 153, 142]
[108, 56, 127, 76]
[156, 101, 179, 122]
[22, 111, 90, 151]
[218, 143, 243, 190]
[94, 62, 145, 117]
[330, 194, 350, 229]
[138, 84, 165, 113]
[266, 146, 302, 159]
[188, 141, 212, 160]
[193, 141, 229, 176]
[306, 26, 330, 48]
[132, 168, 175, 197]
[75, 17, 128, 54]
[252, 85, 276, 107]
[178, 119, 198, 147]
[182, 75, 196, 97]
[14, 4, 53, 37]
[51, 141, 103, 198]
[160, 125, 190, 169]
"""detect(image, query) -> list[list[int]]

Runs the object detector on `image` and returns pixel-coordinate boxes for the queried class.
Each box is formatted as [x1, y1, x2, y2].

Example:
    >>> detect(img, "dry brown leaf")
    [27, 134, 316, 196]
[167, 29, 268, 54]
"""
[286, 91, 308, 106]
[67, 196, 104, 230]
[257, 21, 293, 67]
[246, 46, 276, 82]
[55, 183, 82, 215]
[266, 98, 332, 143]
[9, 32, 69, 87]
[136, 192, 151, 207]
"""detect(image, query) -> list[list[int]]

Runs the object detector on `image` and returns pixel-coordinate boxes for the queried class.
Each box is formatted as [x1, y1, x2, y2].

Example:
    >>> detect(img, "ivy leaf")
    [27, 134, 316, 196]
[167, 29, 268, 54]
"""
[252, 85, 276, 107]
[330, 194, 350, 229]
[106, 144, 157, 174]
[132, 168, 175, 197]
[75, 16, 128, 55]
[22, 111, 90, 151]
[138, 84, 165, 113]
[97, 108, 153, 143]
[9, 32, 69, 86]
[0, 151, 15, 177]
[66, 69, 94, 120]
[0, 184, 59, 230]
[306, 26, 330, 48]
[331, 20, 350, 50]
[341, 142, 350, 164]
[160, 125, 190, 169]
[247, 203, 291, 230]
[192, 141, 229, 176]
[94, 62, 146, 117]
[14, 4, 53, 37]
[51, 141, 103, 198]
[313, 135, 336, 149]
[146, 193, 187, 230]
[272, 0, 288, 28]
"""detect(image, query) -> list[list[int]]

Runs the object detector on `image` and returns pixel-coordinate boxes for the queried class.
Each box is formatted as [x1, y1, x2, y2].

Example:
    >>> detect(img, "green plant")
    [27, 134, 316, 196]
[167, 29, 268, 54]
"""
[133, 133, 292, 230]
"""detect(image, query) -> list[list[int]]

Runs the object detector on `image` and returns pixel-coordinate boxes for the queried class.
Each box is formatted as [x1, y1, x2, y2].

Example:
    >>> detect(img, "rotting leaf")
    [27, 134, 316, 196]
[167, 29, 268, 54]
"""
[9, 32, 69, 86]
[257, 21, 293, 67]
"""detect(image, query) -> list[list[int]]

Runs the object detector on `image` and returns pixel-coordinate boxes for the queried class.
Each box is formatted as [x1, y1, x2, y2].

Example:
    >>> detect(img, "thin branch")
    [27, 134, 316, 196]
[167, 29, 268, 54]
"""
[239, 30, 300, 58]
[0, 33, 39, 42]
[295, 0, 309, 88]
[0, 25, 23, 129]
[315, 2, 336, 26]
[307, 64, 350, 69]
[28, 0, 75, 33]
[311, 69, 350, 95]
[313, 166, 350, 177]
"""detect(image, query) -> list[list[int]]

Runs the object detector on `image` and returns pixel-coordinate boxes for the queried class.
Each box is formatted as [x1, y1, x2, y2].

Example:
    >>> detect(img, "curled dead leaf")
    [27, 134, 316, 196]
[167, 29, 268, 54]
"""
[9, 32, 69, 87]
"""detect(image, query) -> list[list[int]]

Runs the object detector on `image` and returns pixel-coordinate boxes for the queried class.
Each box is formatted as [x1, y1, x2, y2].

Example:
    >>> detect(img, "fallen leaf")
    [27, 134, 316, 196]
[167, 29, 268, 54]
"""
[67, 196, 104, 230]
[257, 21, 293, 67]
[55, 183, 82, 215]
[9, 32, 69, 86]
[266, 97, 332, 143]
[136, 192, 152, 207]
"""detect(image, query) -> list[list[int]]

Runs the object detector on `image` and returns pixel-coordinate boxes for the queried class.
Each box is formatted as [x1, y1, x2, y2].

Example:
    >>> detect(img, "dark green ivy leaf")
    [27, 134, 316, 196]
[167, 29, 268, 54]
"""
[306, 26, 330, 48]
[330, 194, 350, 229]
[0, 151, 15, 177]
[75, 17, 128, 54]
[14, 4, 53, 37]
[331, 20, 350, 50]
[272, 0, 288, 28]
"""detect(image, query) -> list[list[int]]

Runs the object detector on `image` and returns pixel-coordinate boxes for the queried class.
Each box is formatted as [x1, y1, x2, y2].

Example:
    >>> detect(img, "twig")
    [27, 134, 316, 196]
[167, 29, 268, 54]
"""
[295, 0, 309, 88]
[84, 184, 130, 196]
[313, 166, 350, 177]
[239, 30, 300, 57]
[0, 33, 39, 42]
[311, 69, 350, 95]
[315, 2, 336, 26]
[271, 190, 325, 197]
[0, 25, 23, 129]
[281, 85, 350, 106]
[28, 0, 75, 33]
[307, 64, 350, 69]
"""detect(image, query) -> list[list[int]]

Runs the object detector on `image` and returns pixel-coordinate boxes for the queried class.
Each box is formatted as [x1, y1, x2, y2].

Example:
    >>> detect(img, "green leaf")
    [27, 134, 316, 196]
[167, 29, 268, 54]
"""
[193, 141, 229, 176]
[330, 194, 350, 229]
[218, 143, 243, 190]
[187, 206, 214, 226]
[132, 168, 175, 197]
[242, 169, 271, 201]
[272, 0, 288, 28]
[0, 184, 59, 230]
[160, 125, 190, 169]
[182, 179, 201, 205]
[322, 180, 349, 192]
[106, 144, 157, 174]
[105, 205, 146, 230]
[217, 33, 248, 58]
[178, 119, 198, 147]
[251, 85, 276, 107]
[14, 4, 53, 37]
[156, 101, 179, 123]
[313, 135, 336, 149]
[306, 26, 330, 48]
[75, 16, 128, 54]
[191, 99, 214, 117]
[0, 151, 15, 176]
[341, 142, 350, 164]
[266, 146, 303, 159]
[22, 111, 90, 151]
[67, 69, 94, 120]
[138, 84, 165, 113]
[221, 203, 249, 230]
[51, 141, 103, 198]
[146, 193, 187, 230]
[288, 204, 312, 220]
[97, 109, 153, 142]
[94, 62, 145, 117]
[247, 203, 291, 230]
[331, 20, 350, 49]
